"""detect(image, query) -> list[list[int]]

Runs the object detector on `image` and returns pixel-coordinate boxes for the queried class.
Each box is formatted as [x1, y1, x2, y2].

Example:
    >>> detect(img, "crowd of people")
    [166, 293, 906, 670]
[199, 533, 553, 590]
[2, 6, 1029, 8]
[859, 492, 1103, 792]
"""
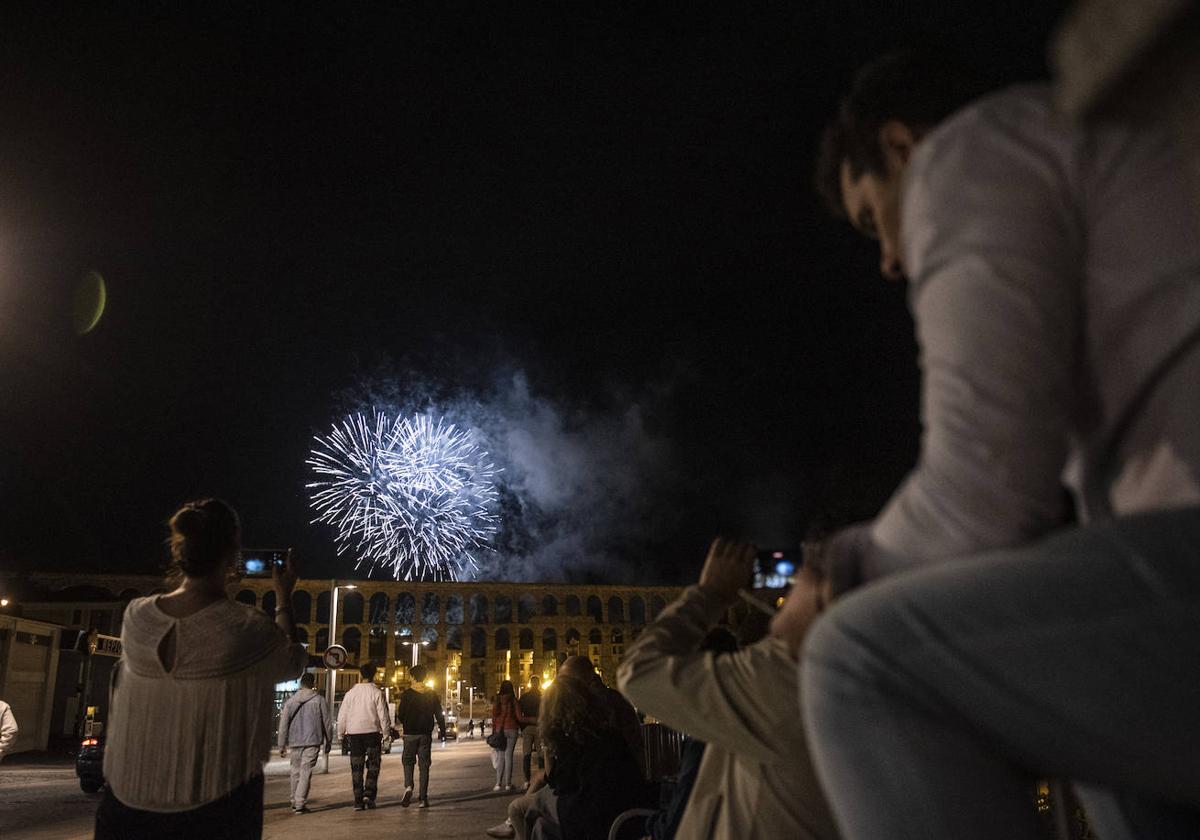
[87, 41, 1198, 840]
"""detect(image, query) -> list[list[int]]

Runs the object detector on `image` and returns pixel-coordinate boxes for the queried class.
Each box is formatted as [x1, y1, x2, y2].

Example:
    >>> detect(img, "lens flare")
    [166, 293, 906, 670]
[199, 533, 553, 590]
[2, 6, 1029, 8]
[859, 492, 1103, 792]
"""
[307, 412, 498, 581]
[73, 270, 106, 335]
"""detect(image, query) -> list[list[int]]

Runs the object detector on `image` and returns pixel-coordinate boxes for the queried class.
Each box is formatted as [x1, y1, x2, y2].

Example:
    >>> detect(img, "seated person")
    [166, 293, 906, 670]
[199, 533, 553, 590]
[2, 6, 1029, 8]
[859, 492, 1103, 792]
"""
[617, 538, 839, 840]
[498, 674, 654, 840]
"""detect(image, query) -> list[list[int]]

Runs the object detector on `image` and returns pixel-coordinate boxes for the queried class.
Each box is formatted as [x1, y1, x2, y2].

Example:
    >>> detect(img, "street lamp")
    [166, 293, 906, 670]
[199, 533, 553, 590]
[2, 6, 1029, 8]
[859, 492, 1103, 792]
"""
[322, 581, 357, 773]
[397, 638, 430, 669]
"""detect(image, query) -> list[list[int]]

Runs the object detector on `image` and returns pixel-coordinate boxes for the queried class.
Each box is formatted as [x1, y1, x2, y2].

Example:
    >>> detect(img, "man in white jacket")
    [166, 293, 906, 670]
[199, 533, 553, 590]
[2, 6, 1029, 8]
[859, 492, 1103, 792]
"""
[336, 662, 391, 811]
[0, 699, 18, 762]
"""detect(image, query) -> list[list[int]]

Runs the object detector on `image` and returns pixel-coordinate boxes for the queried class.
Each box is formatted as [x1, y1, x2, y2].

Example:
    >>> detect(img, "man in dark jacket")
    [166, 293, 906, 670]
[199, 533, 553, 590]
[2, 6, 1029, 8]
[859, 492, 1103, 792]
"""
[517, 675, 542, 789]
[396, 664, 445, 808]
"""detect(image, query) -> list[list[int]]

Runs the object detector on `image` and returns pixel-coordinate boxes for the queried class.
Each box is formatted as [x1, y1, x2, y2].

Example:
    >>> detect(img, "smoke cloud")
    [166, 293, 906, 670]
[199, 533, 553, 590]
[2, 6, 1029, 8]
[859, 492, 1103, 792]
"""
[329, 366, 679, 583]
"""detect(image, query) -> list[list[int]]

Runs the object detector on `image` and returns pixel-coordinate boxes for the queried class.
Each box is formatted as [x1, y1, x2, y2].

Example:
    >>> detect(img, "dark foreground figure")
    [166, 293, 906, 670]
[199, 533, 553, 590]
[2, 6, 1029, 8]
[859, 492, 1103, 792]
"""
[770, 50, 1200, 840]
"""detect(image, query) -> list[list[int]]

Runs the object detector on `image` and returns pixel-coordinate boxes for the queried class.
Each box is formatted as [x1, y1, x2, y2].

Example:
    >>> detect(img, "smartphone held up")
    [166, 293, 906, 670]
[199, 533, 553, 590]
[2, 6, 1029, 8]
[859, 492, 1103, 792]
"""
[752, 549, 800, 590]
[239, 548, 289, 578]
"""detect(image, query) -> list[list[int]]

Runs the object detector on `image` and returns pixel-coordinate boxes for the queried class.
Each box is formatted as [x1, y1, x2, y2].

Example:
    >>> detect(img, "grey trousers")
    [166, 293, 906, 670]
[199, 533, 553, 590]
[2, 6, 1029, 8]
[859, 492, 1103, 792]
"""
[288, 745, 320, 809]
[508, 784, 560, 840]
[402, 733, 433, 799]
[801, 507, 1200, 840]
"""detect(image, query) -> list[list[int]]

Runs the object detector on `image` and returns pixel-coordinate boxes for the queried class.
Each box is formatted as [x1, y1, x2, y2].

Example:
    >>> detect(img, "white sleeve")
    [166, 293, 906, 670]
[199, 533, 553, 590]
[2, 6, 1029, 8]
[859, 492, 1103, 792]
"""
[336, 691, 349, 737]
[870, 105, 1080, 564]
[0, 704, 17, 755]
[375, 690, 390, 736]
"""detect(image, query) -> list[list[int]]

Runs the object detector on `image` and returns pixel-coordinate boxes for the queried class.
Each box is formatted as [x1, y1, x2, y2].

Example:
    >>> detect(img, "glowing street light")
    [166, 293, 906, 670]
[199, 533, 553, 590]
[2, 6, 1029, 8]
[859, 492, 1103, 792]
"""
[398, 638, 430, 668]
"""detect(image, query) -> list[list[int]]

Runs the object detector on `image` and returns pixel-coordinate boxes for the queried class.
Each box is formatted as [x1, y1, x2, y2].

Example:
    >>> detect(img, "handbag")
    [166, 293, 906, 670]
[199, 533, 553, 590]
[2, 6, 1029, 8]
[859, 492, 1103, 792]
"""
[486, 729, 506, 750]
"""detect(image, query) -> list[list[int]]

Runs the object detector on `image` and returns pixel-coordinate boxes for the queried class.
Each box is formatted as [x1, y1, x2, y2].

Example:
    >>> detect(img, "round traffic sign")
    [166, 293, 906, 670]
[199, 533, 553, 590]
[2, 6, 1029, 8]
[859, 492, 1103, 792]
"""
[323, 644, 349, 669]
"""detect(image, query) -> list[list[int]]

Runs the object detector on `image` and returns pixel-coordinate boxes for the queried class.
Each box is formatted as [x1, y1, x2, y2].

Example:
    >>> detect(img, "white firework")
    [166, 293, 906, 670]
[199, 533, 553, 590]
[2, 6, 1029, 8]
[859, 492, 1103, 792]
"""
[307, 412, 498, 580]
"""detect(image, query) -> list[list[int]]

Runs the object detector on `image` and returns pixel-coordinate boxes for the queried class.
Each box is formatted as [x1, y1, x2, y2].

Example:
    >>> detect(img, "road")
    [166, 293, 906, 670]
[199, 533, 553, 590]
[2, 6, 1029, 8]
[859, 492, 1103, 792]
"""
[0, 738, 517, 839]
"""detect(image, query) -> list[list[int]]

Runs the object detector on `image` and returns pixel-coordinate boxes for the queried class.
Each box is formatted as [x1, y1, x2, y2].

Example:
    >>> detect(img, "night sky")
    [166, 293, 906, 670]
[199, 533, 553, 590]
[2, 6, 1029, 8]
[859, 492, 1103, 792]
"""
[1, 3, 1068, 583]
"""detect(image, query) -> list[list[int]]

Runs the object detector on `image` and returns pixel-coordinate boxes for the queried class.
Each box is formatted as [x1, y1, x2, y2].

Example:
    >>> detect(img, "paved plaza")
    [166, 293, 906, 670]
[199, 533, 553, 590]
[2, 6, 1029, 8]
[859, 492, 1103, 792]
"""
[0, 738, 514, 840]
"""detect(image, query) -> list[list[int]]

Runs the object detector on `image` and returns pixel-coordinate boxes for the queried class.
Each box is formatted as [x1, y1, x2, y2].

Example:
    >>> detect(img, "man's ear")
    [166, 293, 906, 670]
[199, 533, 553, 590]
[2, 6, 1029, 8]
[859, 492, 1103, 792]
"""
[878, 120, 916, 170]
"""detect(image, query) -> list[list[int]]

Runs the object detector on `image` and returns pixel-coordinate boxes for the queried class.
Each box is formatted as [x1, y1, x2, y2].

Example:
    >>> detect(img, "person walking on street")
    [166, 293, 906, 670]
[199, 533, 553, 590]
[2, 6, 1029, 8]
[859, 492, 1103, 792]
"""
[396, 663, 445, 808]
[517, 675, 542, 790]
[0, 698, 18, 763]
[491, 680, 522, 791]
[336, 662, 390, 811]
[467, 718, 475, 739]
[278, 672, 332, 814]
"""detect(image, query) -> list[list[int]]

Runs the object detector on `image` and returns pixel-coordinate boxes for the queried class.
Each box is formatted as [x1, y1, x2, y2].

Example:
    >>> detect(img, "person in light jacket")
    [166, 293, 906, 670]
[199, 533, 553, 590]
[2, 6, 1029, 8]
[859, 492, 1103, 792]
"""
[336, 661, 391, 810]
[0, 698, 18, 762]
[617, 538, 839, 840]
[278, 672, 332, 814]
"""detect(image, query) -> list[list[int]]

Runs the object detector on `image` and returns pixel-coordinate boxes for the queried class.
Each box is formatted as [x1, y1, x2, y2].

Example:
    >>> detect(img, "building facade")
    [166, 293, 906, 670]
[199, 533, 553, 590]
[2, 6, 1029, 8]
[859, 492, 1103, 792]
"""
[15, 573, 681, 720]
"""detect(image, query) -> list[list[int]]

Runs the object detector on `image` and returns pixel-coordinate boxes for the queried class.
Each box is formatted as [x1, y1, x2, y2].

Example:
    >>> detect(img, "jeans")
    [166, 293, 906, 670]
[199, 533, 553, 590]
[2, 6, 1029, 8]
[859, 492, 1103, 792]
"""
[95, 775, 263, 839]
[801, 508, 1200, 840]
[402, 733, 433, 799]
[287, 745, 320, 809]
[495, 729, 518, 787]
[520, 725, 540, 783]
[344, 732, 382, 804]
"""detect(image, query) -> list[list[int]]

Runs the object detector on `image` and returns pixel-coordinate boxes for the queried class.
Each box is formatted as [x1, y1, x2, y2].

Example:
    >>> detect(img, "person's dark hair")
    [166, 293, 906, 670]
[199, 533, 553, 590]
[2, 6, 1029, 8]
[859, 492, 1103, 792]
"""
[701, 626, 739, 655]
[410, 664, 427, 682]
[497, 680, 515, 697]
[529, 674, 541, 688]
[300, 673, 316, 688]
[815, 48, 989, 218]
[168, 498, 240, 578]
[541, 675, 611, 757]
[359, 662, 377, 681]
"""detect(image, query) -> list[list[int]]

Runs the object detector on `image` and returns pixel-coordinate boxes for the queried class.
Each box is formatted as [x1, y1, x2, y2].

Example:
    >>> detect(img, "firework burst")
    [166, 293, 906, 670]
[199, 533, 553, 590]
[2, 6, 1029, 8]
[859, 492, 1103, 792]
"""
[307, 412, 498, 580]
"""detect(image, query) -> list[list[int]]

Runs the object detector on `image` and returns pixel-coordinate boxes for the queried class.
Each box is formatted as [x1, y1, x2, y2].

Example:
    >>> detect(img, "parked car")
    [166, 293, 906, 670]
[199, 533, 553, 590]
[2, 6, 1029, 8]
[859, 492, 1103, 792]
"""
[76, 734, 105, 793]
[441, 720, 457, 741]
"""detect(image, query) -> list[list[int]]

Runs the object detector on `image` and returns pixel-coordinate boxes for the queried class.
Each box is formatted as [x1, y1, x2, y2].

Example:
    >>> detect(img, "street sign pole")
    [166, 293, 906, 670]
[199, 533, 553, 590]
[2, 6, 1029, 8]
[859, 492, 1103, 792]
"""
[321, 579, 339, 774]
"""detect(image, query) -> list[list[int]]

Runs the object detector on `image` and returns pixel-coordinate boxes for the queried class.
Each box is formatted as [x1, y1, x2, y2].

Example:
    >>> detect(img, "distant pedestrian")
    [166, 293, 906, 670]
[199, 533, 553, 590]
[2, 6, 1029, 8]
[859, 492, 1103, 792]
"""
[467, 718, 475, 738]
[0, 698, 18, 762]
[395, 664, 445, 808]
[95, 499, 306, 839]
[491, 680, 521, 791]
[480, 717, 488, 737]
[337, 661, 391, 811]
[517, 676, 543, 789]
[278, 673, 332, 814]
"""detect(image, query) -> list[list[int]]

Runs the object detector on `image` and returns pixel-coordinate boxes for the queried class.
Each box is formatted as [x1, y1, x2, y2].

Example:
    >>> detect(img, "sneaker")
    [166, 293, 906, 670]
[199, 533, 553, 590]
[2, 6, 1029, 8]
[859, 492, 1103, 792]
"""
[365, 799, 377, 810]
[401, 787, 413, 807]
[492, 784, 502, 791]
[292, 806, 311, 815]
[354, 802, 366, 811]
[486, 822, 516, 838]
[504, 784, 515, 791]
[417, 799, 430, 809]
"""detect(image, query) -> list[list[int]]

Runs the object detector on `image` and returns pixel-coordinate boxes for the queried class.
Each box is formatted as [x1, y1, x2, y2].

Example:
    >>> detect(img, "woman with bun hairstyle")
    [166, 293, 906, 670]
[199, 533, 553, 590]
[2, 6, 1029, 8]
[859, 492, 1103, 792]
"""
[95, 499, 307, 839]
